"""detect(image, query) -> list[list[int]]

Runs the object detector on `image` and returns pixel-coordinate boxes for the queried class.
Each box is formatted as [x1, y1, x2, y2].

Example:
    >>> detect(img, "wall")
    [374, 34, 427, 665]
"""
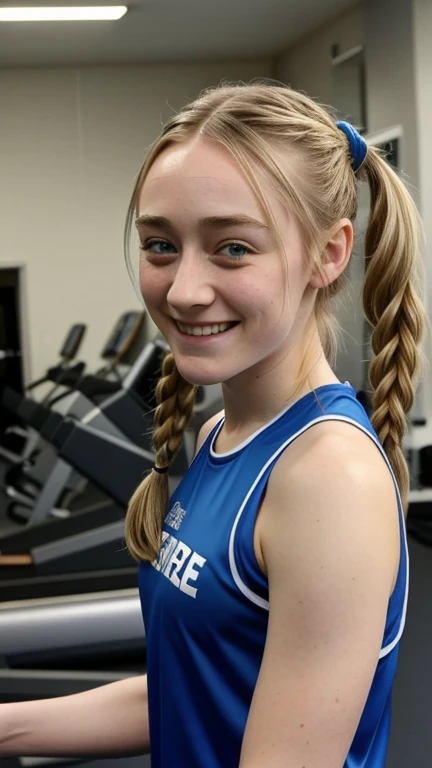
[365, 0, 432, 425]
[0, 59, 274, 381]
[364, 0, 419, 196]
[414, 0, 432, 319]
[276, 4, 363, 105]
[275, 5, 365, 390]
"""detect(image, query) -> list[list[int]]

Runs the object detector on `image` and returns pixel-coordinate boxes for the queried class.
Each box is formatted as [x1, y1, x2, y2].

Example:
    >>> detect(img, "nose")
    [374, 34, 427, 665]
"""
[167, 253, 216, 314]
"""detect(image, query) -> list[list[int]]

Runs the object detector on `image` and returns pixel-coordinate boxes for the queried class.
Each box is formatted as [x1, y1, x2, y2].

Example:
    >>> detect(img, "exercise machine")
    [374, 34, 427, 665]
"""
[4, 336, 166, 524]
[3, 312, 146, 517]
[0, 323, 87, 464]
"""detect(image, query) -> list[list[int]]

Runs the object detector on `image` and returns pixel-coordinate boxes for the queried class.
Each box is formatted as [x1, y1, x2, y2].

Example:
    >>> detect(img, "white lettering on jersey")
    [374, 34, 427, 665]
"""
[167, 541, 192, 587]
[180, 552, 207, 598]
[165, 501, 186, 530]
[152, 531, 206, 599]
[153, 531, 179, 573]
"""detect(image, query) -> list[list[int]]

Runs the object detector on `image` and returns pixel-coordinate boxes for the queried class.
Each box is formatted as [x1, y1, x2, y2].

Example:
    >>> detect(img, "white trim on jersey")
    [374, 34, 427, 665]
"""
[228, 414, 409, 657]
[211, 383, 353, 460]
[210, 402, 295, 459]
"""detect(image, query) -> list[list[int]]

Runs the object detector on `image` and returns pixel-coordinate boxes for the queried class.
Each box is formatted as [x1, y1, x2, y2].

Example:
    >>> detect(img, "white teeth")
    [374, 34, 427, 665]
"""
[176, 321, 235, 337]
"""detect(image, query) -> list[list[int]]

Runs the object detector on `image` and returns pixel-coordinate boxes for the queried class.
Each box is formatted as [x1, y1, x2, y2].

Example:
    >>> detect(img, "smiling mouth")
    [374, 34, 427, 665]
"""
[175, 321, 238, 337]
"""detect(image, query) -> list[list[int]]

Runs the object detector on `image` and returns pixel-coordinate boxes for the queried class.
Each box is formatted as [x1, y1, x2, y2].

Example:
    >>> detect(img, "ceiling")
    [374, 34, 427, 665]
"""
[0, 0, 358, 67]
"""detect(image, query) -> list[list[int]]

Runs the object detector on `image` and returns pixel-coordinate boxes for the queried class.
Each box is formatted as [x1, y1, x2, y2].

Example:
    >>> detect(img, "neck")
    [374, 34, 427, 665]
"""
[220, 323, 339, 440]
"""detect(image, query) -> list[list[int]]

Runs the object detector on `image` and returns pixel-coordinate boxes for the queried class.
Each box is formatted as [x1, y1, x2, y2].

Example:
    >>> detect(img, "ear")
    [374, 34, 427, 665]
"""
[308, 218, 354, 289]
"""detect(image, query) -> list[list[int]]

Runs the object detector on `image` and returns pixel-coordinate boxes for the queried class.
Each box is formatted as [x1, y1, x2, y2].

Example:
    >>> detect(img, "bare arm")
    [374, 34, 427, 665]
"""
[0, 675, 149, 758]
[240, 422, 400, 767]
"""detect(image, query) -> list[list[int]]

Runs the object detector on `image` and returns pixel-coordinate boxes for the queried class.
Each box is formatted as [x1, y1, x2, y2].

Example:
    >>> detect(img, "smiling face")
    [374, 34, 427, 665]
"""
[136, 137, 317, 387]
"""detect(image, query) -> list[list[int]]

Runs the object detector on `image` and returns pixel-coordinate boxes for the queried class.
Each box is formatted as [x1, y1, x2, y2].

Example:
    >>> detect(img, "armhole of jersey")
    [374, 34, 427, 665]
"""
[228, 414, 409, 654]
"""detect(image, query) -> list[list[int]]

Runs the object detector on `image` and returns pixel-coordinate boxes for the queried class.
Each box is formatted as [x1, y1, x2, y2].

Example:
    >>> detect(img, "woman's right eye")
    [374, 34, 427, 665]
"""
[141, 239, 177, 255]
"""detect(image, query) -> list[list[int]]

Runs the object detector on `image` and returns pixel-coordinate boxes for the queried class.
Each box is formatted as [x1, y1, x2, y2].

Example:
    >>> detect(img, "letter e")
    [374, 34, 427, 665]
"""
[180, 553, 206, 598]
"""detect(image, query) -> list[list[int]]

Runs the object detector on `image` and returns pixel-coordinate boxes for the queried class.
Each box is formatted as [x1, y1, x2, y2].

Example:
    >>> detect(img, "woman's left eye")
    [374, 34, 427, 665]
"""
[218, 243, 253, 260]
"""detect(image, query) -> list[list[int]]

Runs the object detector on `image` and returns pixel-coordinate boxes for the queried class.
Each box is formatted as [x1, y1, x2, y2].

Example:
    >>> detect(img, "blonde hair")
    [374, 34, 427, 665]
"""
[125, 81, 425, 562]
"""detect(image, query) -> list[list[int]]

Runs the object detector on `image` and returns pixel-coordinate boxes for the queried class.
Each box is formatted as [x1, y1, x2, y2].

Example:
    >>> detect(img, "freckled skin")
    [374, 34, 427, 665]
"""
[137, 137, 322, 394]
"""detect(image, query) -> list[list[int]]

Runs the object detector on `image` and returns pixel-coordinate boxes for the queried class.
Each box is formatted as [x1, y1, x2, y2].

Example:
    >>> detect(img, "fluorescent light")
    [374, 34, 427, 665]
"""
[0, 6, 128, 21]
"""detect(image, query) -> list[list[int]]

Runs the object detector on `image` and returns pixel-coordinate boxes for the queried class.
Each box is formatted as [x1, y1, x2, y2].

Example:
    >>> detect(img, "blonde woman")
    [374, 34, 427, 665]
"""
[0, 82, 425, 768]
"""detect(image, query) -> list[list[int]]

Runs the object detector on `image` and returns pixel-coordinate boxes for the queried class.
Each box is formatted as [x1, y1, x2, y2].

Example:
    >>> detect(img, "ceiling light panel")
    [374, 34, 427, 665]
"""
[0, 6, 128, 21]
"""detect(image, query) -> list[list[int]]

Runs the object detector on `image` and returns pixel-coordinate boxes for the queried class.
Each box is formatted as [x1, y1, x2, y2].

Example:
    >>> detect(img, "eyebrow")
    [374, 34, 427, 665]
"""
[135, 214, 269, 230]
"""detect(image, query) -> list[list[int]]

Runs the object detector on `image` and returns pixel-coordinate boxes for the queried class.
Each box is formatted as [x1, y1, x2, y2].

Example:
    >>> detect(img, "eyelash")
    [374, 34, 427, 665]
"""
[140, 239, 253, 262]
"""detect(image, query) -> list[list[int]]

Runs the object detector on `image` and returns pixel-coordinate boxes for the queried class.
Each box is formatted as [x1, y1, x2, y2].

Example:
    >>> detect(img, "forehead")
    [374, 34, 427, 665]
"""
[145, 138, 250, 185]
[138, 139, 267, 217]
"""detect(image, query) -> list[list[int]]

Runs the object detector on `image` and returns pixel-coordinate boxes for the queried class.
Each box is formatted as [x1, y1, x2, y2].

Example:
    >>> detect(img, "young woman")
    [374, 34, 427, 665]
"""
[0, 82, 425, 768]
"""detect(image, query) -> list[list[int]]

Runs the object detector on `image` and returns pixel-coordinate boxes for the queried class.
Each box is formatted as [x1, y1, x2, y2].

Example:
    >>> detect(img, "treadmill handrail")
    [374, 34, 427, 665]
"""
[57, 420, 154, 507]
[60, 419, 154, 461]
[121, 337, 168, 393]
[0, 590, 143, 656]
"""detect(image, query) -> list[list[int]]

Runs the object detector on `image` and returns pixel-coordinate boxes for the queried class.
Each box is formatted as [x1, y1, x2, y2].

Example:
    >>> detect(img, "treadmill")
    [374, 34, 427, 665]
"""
[3, 311, 146, 515]
[0, 323, 87, 465]
[0, 356, 161, 598]
[6, 335, 167, 526]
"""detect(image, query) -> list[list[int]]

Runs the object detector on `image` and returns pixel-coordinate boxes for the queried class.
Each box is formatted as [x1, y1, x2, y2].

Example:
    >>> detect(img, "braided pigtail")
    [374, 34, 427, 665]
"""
[361, 147, 425, 510]
[125, 353, 198, 562]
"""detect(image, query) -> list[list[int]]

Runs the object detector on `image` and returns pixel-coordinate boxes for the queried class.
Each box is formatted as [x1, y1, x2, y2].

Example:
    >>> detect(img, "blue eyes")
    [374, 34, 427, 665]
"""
[222, 243, 250, 259]
[144, 241, 176, 255]
[141, 240, 252, 262]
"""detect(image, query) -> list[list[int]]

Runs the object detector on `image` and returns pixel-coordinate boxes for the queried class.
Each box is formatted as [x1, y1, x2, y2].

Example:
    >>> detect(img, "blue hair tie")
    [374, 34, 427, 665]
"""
[336, 121, 368, 172]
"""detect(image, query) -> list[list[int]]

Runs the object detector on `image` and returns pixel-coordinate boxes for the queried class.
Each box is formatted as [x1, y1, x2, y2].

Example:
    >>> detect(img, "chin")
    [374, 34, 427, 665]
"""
[177, 370, 224, 387]
[172, 360, 228, 388]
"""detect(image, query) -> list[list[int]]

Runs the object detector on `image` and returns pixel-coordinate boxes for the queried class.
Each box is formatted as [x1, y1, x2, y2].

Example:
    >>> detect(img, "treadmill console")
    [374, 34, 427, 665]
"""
[102, 311, 145, 361]
[60, 324, 87, 361]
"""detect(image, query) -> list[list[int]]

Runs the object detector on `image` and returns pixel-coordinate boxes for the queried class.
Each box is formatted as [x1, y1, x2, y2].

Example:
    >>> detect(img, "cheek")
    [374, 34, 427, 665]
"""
[139, 262, 168, 311]
[240, 263, 305, 339]
[237, 266, 286, 317]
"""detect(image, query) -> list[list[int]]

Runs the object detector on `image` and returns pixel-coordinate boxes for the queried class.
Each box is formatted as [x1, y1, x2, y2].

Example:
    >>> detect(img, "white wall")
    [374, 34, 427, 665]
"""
[0, 60, 274, 381]
[276, 5, 363, 105]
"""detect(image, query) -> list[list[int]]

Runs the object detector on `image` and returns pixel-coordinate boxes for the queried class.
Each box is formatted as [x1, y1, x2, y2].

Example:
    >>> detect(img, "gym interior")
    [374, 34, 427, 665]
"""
[1, 0, 432, 765]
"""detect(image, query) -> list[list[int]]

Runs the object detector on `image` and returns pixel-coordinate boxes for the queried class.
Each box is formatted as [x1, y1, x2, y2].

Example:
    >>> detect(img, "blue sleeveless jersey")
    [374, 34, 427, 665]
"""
[138, 383, 408, 768]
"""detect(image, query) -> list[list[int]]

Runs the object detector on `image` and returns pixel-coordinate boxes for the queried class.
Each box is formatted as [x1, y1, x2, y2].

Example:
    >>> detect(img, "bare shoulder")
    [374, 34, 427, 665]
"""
[260, 419, 400, 592]
[194, 410, 225, 455]
[272, 418, 397, 503]
[275, 417, 396, 483]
